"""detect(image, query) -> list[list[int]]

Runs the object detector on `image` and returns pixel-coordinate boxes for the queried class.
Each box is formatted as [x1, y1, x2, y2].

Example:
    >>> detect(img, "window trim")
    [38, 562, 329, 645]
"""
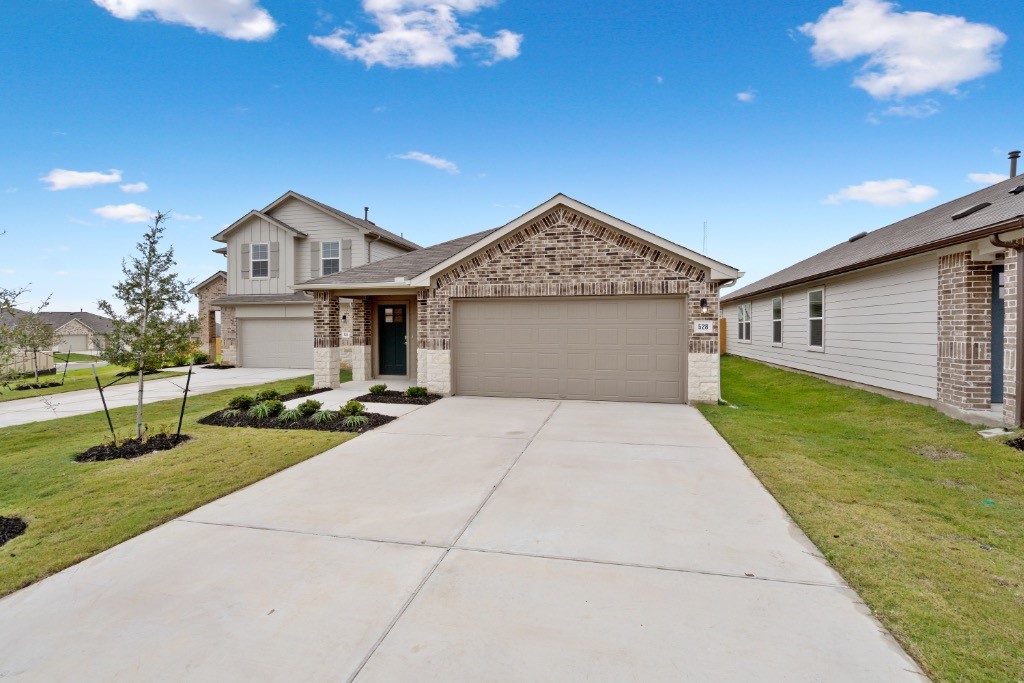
[771, 296, 783, 346]
[737, 302, 752, 343]
[807, 289, 824, 351]
[251, 242, 270, 280]
[321, 240, 341, 276]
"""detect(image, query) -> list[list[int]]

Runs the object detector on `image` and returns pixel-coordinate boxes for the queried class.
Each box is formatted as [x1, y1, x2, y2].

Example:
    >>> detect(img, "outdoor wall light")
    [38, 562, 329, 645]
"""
[700, 298, 709, 314]
[342, 314, 348, 322]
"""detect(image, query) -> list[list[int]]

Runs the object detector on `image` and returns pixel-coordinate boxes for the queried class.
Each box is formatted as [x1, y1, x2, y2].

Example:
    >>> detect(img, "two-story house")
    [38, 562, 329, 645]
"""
[192, 191, 419, 369]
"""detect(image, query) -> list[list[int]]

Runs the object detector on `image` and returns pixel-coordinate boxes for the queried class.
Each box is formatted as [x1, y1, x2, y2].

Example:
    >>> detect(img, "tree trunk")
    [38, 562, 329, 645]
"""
[136, 316, 148, 440]
[32, 351, 39, 384]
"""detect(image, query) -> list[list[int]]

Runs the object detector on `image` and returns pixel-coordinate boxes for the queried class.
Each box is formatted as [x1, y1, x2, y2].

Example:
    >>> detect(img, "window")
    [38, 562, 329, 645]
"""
[251, 243, 269, 279]
[808, 290, 824, 349]
[383, 307, 403, 324]
[737, 303, 751, 341]
[772, 297, 783, 345]
[322, 241, 340, 276]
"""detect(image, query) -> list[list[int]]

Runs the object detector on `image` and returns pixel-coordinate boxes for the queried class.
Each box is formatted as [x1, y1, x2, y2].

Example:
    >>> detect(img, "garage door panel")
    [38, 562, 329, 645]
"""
[239, 318, 313, 369]
[454, 297, 686, 404]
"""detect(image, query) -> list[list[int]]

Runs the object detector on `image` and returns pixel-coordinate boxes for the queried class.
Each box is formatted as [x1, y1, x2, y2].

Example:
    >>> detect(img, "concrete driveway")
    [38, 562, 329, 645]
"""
[0, 366, 311, 428]
[0, 398, 923, 681]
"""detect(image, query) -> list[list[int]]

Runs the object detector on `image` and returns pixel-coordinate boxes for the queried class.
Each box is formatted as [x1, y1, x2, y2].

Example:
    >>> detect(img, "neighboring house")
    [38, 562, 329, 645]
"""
[197, 191, 420, 369]
[189, 271, 226, 359]
[41, 311, 113, 354]
[721, 157, 1024, 426]
[298, 194, 740, 404]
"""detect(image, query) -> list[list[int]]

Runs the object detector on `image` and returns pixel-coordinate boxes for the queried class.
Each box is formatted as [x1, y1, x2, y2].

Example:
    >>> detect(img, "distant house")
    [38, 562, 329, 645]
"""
[722, 154, 1024, 427]
[40, 311, 113, 354]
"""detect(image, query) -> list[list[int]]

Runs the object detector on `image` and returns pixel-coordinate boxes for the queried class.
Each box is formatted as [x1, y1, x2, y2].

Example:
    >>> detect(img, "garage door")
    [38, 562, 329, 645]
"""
[454, 297, 687, 403]
[239, 318, 313, 369]
[59, 335, 90, 353]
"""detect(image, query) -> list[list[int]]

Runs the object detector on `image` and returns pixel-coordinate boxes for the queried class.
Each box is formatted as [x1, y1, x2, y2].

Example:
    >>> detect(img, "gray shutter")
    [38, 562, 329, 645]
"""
[241, 243, 250, 280]
[341, 239, 352, 270]
[310, 241, 321, 278]
[269, 242, 280, 279]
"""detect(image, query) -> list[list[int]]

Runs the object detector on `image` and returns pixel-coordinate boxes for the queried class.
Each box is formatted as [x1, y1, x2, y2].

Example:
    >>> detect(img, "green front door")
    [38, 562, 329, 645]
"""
[378, 305, 407, 375]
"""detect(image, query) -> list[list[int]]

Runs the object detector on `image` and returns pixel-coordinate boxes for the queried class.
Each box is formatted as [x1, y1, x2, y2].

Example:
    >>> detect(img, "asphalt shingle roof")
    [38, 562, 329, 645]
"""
[723, 175, 1024, 302]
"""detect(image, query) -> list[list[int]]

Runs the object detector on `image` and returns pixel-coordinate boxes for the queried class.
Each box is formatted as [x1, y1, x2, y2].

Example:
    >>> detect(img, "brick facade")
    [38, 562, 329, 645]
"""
[937, 251, 994, 411]
[1002, 249, 1021, 425]
[194, 274, 227, 358]
[53, 318, 102, 352]
[220, 307, 238, 365]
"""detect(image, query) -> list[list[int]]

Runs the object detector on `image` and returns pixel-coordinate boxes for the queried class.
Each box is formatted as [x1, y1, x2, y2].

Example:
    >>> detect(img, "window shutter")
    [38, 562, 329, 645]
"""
[269, 242, 280, 279]
[341, 239, 352, 270]
[310, 241, 321, 278]
[241, 243, 250, 280]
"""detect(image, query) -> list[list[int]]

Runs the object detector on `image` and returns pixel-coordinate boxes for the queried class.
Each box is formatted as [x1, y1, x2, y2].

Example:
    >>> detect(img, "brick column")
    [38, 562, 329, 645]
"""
[687, 278, 721, 402]
[350, 296, 373, 382]
[1004, 250, 1020, 426]
[313, 291, 341, 388]
[220, 307, 237, 366]
[937, 251, 993, 411]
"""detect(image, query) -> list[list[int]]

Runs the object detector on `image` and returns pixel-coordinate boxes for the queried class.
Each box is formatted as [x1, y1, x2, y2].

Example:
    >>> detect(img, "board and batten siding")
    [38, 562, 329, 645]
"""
[723, 254, 939, 399]
[268, 198, 370, 281]
[224, 216, 295, 296]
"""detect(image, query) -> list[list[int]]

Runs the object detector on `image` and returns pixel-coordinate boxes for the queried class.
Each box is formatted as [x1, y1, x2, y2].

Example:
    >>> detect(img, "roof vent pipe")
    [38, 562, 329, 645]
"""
[364, 206, 370, 221]
[1011, 151, 1021, 178]
[848, 231, 868, 243]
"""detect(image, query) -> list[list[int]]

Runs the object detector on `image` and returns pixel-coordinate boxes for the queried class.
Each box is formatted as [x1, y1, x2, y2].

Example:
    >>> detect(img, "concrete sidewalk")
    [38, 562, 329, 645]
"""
[0, 366, 311, 428]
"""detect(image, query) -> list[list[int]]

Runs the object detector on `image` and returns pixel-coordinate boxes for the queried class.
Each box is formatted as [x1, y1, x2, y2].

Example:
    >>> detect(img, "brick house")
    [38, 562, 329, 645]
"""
[722, 157, 1024, 426]
[299, 194, 740, 404]
[39, 311, 113, 354]
[189, 271, 226, 359]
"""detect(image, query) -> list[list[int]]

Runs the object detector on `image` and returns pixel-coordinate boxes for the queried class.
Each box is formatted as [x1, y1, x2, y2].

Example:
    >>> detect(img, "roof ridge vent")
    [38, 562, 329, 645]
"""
[952, 202, 992, 220]
[848, 231, 868, 243]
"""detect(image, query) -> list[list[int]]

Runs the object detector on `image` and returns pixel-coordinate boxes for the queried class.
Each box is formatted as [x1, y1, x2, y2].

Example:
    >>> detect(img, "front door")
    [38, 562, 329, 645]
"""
[992, 266, 1005, 403]
[378, 305, 407, 376]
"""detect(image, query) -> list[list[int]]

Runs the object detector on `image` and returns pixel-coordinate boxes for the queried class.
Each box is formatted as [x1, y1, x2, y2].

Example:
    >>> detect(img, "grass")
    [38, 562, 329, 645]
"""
[54, 352, 101, 363]
[699, 356, 1024, 682]
[0, 373, 356, 598]
[0, 365, 184, 403]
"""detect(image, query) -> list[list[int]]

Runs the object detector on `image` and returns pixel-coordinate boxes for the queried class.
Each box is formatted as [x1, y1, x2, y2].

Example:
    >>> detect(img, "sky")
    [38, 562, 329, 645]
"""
[0, 0, 1020, 312]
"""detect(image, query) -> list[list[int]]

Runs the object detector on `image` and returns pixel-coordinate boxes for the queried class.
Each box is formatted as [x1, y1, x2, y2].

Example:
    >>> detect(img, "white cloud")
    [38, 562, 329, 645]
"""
[92, 0, 278, 41]
[310, 0, 523, 68]
[120, 181, 149, 193]
[41, 168, 122, 191]
[395, 151, 460, 174]
[799, 0, 1006, 99]
[92, 203, 155, 223]
[655, 75, 664, 85]
[881, 100, 940, 118]
[968, 172, 1009, 187]
[736, 89, 756, 103]
[170, 211, 203, 221]
[1, 268, 14, 275]
[824, 179, 939, 206]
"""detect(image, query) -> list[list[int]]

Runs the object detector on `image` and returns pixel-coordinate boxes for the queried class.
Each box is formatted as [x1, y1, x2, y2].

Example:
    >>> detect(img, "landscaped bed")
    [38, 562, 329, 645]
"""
[199, 409, 394, 433]
[699, 355, 1024, 682]
[355, 385, 442, 405]
[198, 388, 392, 434]
[75, 434, 192, 462]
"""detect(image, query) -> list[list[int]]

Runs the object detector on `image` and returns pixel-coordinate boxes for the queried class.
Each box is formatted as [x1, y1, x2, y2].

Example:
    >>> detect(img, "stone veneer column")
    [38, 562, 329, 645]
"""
[313, 291, 341, 388]
[220, 307, 238, 366]
[1003, 249, 1020, 426]
[687, 279, 721, 402]
[937, 251, 993, 411]
[349, 297, 373, 382]
[338, 299, 354, 370]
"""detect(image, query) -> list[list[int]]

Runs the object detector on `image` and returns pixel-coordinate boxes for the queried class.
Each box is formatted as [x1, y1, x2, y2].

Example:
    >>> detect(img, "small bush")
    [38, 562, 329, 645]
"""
[405, 386, 428, 399]
[264, 399, 285, 416]
[342, 414, 369, 429]
[228, 394, 254, 410]
[254, 389, 281, 402]
[248, 400, 284, 419]
[293, 383, 313, 394]
[340, 399, 365, 417]
[297, 399, 323, 417]
[310, 409, 338, 424]
[193, 352, 209, 364]
[223, 408, 241, 418]
[278, 408, 303, 424]
[369, 383, 388, 395]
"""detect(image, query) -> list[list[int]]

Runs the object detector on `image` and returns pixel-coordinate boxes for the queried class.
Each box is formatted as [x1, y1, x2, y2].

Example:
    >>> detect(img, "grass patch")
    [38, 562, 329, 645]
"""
[54, 352, 101, 363]
[0, 373, 355, 598]
[699, 356, 1024, 682]
[0, 365, 184, 403]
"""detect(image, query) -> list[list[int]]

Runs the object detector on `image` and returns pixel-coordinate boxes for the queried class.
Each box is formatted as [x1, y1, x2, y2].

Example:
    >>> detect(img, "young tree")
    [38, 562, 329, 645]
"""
[99, 212, 197, 439]
[0, 231, 30, 387]
[12, 301, 55, 383]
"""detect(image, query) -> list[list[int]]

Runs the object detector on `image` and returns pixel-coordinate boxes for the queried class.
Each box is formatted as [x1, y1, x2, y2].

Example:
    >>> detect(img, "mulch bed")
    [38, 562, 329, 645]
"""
[0, 517, 27, 547]
[13, 381, 63, 391]
[354, 390, 443, 405]
[201, 363, 235, 370]
[75, 434, 192, 462]
[198, 409, 395, 433]
[279, 388, 331, 402]
[1006, 436, 1024, 452]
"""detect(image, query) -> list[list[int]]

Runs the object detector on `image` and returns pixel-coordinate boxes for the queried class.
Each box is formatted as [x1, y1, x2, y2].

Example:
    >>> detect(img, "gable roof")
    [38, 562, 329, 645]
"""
[723, 175, 1024, 302]
[262, 190, 421, 251]
[189, 271, 227, 295]
[40, 311, 114, 336]
[213, 210, 306, 242]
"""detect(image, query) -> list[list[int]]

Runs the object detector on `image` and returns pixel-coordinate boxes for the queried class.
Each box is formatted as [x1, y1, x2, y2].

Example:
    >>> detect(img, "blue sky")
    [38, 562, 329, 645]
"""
[0, 0, 1020, 311]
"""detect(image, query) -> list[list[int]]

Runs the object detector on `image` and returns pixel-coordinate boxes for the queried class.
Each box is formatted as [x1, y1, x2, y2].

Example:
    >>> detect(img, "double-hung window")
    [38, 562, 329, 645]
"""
[251, 243, 269, 279]
[772, 297, 783, 345]
[322, 241, 341, 276]
[808, 289, 824, 349]
[737, 303, 751, 341]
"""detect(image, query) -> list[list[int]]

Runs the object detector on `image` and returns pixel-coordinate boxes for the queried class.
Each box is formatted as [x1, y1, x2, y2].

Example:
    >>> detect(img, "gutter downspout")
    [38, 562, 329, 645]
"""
[990, 216, 1024, 427]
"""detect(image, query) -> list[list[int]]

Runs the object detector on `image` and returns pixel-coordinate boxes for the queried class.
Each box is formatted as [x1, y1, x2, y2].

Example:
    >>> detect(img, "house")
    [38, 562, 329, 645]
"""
[190, 271, 226, 359]
[196, 191, 420, 369]
[40, 311, 113, 354]
[297, 194, 740, 404]
[721, 152, 1024, 427]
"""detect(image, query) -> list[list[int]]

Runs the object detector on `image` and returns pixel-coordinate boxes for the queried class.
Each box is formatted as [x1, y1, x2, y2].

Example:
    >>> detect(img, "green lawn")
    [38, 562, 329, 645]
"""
[54, 352, 101, 363]
[0, 373, 355, 598]
[0, 365, 184, 403]
[699, 356, 1024, 682]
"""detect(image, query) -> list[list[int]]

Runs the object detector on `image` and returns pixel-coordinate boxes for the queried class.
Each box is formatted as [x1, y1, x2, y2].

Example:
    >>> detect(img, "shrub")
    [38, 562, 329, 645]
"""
[369, 383, 388, 395]
[192, 352, 209, 364]
[310, 409, 338, 425]
[297, 399, 322, 417]
[254, 389, 281, 402]
[405, 386, 428, 399]
[263, 399, 285, 416]
[248, 400, 284, 419]
[340, 399, 365, 417]
[223, 408, 241, 418]
[228, 394, 254, 410]
[342, 414, 369, 429]
[293, 383, 313, 394]
[278, 408, 303, 424]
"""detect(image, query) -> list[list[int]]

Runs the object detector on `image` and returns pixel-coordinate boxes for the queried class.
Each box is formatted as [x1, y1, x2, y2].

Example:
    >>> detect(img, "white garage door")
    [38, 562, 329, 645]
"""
[453, 297, 687, 403]
[239, 318, 313, 369]
[59, 335, 90, 353]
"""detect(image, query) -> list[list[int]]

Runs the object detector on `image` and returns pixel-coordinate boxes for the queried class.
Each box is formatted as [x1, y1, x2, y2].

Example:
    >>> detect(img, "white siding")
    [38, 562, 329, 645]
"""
[224, 216, 295, 296]
[369, 238, 407, 262]
[268, 198, 368, 282]
[723, 254, 938, 399]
